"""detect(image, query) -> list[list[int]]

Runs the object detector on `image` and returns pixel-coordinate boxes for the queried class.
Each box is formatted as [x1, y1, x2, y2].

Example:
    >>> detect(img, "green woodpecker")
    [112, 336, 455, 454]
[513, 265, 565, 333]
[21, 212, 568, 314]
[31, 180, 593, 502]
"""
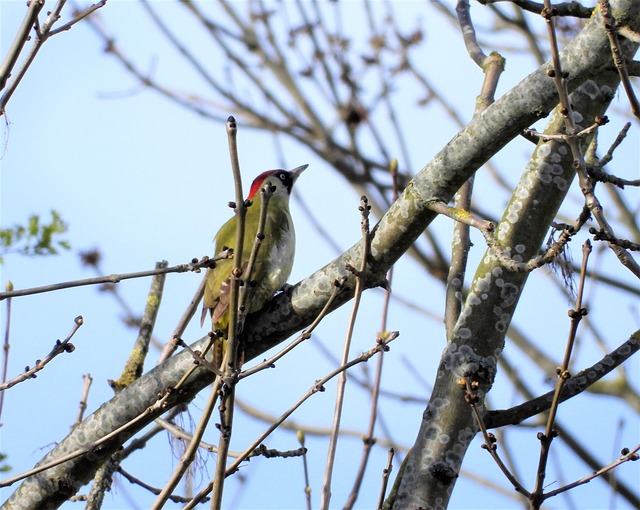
[201, 165, 307, 335]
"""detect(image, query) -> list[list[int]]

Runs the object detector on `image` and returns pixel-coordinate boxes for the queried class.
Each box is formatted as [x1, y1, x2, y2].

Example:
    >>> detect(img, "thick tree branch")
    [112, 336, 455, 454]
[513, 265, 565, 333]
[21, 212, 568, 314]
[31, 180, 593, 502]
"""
[3, 2, 639, 507]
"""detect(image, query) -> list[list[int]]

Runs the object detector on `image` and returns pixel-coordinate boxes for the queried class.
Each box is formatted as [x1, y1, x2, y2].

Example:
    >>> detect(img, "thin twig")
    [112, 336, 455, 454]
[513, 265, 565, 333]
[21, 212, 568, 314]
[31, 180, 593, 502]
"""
[480, 0, 593, 18]
[0, 315, 83, 392]
[210, 116, 245, 510]
[599, 0, 640, 119]
[531, 240, 592, 507]
[0, 255, 225, 300]
[121, 405, 185, 459]
[239, 275, 347, 379]
[110, 262, 167, 392]
[541, 1, 574, 126]
[234, 398, 405, 449]
[320, 196, 371, 510]
[0, 337, 215, 488]
[154, 417, 219, 455]
[427, 200, 495, 231]
[0, 0, 108, 115]
[523, 115, 610, 142]
[0, 0, 45, 102]
[183, 331, 400, 509]
[344, 162, 399, 509]
[464, 379, 531, 498]
[485, 329, 640, 428]
[297, 430, 312, 510]
[538, 0, 640, 279]
[543, 444, 640, 500]
[0, 282, 13, 422]
[456, 0, 488, 66]
[48, 1, 107, 36]
[482, 223, 575, 273]
[157, 276, 207, 363]
[72, 373, 93, 429]
[587, 122, 640, 189]
[486, 341, 640, 507]
[589, 228, 640, 250]
[176, 337, 222, 378]
[151, 378, 223, 509]
[588, 168, 640, 189]
[237, 180, 274, 332]
[596, 122, 630, 168]
[118, 467, 196, 504]
[377, 448, 395, 510]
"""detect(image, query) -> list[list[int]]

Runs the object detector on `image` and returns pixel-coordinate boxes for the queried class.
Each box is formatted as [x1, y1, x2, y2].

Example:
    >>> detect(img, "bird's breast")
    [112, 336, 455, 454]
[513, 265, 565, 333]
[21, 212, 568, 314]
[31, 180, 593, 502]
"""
[244, 208, 295, 313]
[266, 225, 295, 287]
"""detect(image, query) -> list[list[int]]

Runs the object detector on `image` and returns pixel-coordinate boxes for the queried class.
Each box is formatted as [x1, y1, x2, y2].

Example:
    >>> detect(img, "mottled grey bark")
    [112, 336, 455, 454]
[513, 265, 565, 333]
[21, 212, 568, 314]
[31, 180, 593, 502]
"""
[3, 1, 639, 508]
[388, 7, 640, 510]
[389, 71, 627, 510]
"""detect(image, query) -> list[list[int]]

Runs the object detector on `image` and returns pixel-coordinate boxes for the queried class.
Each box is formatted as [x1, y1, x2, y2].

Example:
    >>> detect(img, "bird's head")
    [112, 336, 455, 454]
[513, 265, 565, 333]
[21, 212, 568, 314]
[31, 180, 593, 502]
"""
[247, 164, 308, 200]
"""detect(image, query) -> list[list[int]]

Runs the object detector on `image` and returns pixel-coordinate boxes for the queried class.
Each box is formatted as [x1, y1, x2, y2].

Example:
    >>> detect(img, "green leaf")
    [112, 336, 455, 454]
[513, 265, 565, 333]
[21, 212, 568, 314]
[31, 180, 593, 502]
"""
[0, 452, 10, 472]
[0, 210, 71, 262]
[27, 215, 39, 236]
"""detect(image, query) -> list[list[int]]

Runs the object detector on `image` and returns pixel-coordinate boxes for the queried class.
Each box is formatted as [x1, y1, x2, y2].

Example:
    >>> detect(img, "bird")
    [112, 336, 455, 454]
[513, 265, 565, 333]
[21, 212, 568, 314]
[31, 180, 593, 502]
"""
[201, 165, 307, 344]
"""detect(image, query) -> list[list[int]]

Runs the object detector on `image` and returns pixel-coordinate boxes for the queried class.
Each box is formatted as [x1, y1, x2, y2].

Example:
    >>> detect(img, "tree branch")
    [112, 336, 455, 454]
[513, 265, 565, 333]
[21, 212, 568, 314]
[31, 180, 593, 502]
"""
[3, 3, 639, 506]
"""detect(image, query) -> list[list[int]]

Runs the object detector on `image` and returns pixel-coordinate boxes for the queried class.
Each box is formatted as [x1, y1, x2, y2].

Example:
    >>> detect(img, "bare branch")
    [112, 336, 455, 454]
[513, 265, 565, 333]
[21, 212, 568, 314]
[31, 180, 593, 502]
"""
[184, 330, 399, 509]
[0, 255, 224, 300]
[0, 316, 83, 392]
[484, 330, 640, 428]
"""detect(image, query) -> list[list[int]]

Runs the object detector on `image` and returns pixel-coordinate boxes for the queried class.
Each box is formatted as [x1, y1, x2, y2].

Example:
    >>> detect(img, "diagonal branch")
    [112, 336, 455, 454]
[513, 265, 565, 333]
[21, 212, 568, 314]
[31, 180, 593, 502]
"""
[3, 3, 639, 506]
[484, 329, 640, 429]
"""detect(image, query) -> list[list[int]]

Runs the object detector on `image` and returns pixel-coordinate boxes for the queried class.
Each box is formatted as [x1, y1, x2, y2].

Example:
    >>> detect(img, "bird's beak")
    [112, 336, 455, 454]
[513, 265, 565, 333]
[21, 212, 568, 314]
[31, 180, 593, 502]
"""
[290, 164, 308, 182]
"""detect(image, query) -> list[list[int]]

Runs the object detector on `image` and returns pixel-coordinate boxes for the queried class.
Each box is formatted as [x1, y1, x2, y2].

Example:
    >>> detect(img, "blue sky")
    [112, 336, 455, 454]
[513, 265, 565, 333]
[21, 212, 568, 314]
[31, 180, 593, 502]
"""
[1, 1, 638, 509]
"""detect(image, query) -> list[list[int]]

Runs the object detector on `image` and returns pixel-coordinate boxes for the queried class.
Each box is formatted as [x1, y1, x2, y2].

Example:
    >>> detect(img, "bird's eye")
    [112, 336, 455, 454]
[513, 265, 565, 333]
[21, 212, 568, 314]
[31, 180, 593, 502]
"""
[278, 172, 286, 181]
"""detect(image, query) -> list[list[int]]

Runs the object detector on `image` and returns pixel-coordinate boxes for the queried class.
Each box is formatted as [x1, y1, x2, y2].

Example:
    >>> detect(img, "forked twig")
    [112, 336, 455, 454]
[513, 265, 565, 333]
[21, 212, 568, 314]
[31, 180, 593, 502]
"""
[537, 0, 640, 278]
[485, 330, 640, 429]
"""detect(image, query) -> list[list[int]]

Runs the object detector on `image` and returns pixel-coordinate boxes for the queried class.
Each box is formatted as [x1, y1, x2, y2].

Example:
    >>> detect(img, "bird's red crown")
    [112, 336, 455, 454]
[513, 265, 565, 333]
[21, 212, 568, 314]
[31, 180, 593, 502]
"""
[248, 170, 282, 199]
